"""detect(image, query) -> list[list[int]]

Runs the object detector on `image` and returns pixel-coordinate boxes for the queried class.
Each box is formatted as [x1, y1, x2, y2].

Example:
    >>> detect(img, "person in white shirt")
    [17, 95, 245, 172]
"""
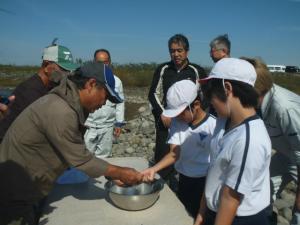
[142, 79, 216, 218]
[84, 49, 125, 158]
[195, 58, 272, 225]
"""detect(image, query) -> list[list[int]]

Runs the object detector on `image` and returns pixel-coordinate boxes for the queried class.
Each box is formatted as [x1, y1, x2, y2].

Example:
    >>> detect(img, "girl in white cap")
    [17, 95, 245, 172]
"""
[142, 79, 216, 219]
[194, 58, 271, 225]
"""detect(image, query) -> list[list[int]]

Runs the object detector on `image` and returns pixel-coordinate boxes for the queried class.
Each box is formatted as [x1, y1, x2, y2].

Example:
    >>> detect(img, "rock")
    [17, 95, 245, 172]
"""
[277, 215, 289, 225]
[274, 199, 291, 210]
[125, 147, 135, 154]
[138, 106, 146, 113]
[281, 207, 292, 222]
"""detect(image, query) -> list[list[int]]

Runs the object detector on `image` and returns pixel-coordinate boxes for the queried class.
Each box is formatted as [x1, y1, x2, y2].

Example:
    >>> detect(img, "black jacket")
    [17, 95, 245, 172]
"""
[148, 60, 206, 122]
[0, 74, 49, 142]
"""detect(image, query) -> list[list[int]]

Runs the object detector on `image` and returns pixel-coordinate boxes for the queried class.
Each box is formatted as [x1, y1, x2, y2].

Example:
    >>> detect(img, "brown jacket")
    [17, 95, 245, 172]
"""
[0, 77, 108, 202]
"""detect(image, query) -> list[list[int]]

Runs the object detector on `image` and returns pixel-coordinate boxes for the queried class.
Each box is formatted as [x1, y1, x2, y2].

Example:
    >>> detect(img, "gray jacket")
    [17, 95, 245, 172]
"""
[261, 84, 300, 164]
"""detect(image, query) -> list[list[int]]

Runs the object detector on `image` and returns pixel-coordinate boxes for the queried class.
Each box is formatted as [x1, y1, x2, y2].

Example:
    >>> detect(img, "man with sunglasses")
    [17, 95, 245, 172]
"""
[0, 42, 78, 142]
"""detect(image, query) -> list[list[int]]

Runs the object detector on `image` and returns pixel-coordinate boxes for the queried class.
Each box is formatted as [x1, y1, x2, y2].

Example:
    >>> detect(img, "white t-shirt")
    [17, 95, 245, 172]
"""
[205, 115, 271, 216]
[168, 114, 216, 178]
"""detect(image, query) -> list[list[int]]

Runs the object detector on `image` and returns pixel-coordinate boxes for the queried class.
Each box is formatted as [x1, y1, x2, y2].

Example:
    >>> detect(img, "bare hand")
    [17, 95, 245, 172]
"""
[0, 95, 15, 119]
[193, 213, 204, 225]
[114, 127, 122, 137]
[118, 167, 144, 185]
[141, 167, 156, 182]
[160, 114, 171, 128]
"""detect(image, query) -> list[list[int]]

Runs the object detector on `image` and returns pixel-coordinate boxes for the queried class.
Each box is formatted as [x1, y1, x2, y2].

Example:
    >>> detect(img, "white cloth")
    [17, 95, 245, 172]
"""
[205, 115, 272, 216]
[167, 114, 216, 178]
[84, 75, 125, 157]
[84, 126, 114, 158]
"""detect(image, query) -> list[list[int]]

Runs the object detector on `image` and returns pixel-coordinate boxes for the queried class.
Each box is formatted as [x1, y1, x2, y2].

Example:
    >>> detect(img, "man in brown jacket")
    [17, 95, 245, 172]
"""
[0, 62, 143, 225]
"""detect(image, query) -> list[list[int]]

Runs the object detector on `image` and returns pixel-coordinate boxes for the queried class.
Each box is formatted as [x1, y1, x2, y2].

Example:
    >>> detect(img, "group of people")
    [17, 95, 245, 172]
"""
[146, 33, 300, 225]
[0, 42, 133, 225]
[0, 33, 299, 225]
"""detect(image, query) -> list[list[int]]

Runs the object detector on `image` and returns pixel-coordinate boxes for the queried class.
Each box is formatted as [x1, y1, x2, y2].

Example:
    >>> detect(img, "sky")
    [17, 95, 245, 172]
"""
[0, 0, 300, 67]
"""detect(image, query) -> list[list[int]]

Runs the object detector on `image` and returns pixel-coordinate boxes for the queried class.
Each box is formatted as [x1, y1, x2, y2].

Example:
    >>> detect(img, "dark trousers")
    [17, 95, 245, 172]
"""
[177, 174, 205, 219]
[204, 208, 270, 225]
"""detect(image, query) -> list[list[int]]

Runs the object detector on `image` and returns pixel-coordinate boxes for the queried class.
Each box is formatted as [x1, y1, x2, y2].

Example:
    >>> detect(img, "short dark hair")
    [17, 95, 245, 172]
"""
[68, 68, 105, 90]
[93, 49, 111, 62]
[168, 34, 189, 51]
[210, 34, 231, 55]
[203, 79, 258, 108]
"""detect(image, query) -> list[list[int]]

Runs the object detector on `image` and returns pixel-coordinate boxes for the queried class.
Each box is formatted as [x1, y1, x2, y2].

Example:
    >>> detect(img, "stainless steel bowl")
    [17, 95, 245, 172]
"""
[105, 179, 164, 211]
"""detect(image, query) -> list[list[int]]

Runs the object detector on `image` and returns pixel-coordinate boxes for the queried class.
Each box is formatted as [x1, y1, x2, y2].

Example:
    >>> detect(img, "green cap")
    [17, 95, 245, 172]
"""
[42, 45, 79, 71]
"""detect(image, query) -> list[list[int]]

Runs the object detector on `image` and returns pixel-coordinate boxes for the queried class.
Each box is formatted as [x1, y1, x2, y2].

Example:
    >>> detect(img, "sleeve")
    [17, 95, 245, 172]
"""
[148, 65, 164, 120]
[278, 108, 300, 165]
[167, 119, 183, 145]
[224, 138, 266, 196]
[45, 109, 109, 178]
[114, 76, 125, 126]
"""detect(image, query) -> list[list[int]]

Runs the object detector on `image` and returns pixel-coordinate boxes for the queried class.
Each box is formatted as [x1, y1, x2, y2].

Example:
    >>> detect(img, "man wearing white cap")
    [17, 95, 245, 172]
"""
[194, 58, 272, 225]
[143, 79, 216, 218]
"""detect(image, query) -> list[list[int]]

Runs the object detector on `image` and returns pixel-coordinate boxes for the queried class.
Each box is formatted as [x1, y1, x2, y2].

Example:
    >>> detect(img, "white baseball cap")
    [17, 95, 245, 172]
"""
[200, 58, 257, 86]
[162, 79, 198, 118]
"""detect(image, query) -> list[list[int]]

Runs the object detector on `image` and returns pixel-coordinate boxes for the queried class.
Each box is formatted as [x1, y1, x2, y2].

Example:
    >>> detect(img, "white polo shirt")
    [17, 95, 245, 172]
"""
[205, 115, 271, 216]
[168, 114, 216, 178]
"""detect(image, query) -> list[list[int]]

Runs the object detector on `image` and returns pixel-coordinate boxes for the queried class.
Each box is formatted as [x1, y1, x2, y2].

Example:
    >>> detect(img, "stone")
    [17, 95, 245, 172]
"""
[125, 147, 135, 154]
[138, 106, 146, 113]
[274, 199, 291, 210]
[277, 215, 289, 225]
[281, 207, 292, 222]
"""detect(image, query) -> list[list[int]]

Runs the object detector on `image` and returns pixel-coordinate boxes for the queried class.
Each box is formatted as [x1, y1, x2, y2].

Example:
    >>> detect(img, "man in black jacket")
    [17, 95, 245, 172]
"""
[148, 34, 206, 186]
[0, 42, 78, 142]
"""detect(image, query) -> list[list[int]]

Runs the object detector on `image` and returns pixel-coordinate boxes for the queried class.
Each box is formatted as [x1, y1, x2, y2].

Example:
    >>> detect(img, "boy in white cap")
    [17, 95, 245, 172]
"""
[194, 58, 272, 225]
[142, 79, 216, 218]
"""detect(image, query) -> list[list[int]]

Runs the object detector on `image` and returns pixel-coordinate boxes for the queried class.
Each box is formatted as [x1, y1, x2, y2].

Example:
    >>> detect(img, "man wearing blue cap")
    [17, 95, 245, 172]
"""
[0, 62, 142, 225]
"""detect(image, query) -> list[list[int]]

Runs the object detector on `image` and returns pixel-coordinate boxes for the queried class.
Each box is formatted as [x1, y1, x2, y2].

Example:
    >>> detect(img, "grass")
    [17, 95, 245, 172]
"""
[0, 64, 300, 95]
[271, 72, 300, 94]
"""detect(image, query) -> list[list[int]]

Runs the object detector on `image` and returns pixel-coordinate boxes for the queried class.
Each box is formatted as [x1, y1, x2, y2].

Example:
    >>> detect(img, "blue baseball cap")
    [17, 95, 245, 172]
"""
[79, 62, 123, 103]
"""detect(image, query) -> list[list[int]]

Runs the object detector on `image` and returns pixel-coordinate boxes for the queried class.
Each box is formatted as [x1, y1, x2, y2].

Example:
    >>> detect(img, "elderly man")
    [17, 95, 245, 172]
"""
[84, 49, 125, 158]
[209, 34, 231, 63]
[0, 42, 78, 142]
[0, 62, 143, 225]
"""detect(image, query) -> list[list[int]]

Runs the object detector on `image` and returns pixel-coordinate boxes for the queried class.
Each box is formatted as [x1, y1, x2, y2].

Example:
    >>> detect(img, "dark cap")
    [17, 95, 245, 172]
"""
[79, 62, 123, 103]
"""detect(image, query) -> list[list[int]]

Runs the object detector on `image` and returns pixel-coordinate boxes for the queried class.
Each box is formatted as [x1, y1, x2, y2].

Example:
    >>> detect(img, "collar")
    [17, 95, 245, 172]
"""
[261, 85, 276, 118]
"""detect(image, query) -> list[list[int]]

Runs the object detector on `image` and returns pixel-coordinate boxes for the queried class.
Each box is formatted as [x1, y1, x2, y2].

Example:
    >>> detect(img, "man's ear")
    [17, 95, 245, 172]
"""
[224, 81, 233, 96]
[85, 78, 97, 91]
[193, 100, 201, 108]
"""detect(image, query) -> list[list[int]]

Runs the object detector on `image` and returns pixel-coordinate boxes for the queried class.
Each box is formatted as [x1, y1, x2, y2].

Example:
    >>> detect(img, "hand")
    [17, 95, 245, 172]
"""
[141, 167, 156, 182]
[114, 127, 122, 137]
[193, 213, 204, 225]
[0, 95, 15, 119]
[160, 114, 171, 128]
[117, 167, 143, 186]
